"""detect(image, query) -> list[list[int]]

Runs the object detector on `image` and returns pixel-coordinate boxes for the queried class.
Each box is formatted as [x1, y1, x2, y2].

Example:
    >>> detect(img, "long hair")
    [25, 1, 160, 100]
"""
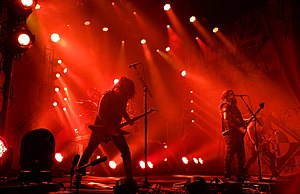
[114, 77, 136, 99]
[219, 89, 236, 107]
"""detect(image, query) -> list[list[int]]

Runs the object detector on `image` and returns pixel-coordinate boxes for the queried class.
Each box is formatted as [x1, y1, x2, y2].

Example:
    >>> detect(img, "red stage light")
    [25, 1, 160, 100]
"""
[0, 136, 8, 158]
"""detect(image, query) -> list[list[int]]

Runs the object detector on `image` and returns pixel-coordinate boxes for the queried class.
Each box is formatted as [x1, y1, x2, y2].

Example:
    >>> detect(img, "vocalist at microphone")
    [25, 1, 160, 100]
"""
[234, 94, 248, 97]
[129, 62, 141, 68]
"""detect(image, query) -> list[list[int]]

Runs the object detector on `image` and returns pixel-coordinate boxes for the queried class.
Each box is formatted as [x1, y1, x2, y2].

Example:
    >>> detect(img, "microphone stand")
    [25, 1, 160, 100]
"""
[74, 156, 108, 194]
[239, 96, 263, 181]
[131, 64, 153, 188]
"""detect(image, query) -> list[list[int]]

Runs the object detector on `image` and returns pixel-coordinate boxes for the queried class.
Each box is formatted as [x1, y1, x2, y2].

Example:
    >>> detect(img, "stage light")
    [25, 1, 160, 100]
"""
[147, 161, 154, 169]
[55, 153, 63, 162]
[193, 157, 199, 164]
[63, 107, 67, 111]
[109, 161, 117, 169]
[181, 70, 187, 77]
[164, 4, 171, 11]
[213, 27, 219, 33]
[63, 97, 67, 101]
[54, 87, 60, 93]
[6, 0, 37, 19]
[114, 79, 119, 85]
[182, 157, 188, 164]
[199, 158, 204, 164]
[165, 47, 170, 52]
[18, 33, 30, 46]
[55, 72, 61, 78]
[141, 39, 146, 44]
[63, 87, 68, 91]
[139, 161, 146, 169]
[0, 136, 8, 158]
[50, 33, 61, 43]
[63, 67, 68, 73]
[53, 102, 58, 107]
[190, 16, 196, 23]
[35, 3, 41, 10]
[84, 21, 91, 26]
[5, 26, 35, 54]
[102, 27, 109, 32]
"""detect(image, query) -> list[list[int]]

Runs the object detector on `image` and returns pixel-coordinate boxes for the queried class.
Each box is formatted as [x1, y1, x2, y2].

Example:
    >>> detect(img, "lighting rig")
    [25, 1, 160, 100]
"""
[0, 0, 37, 136]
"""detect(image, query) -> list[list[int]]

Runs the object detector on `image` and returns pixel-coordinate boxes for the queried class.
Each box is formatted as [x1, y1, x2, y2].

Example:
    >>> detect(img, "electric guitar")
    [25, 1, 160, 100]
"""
[88, 108, 158, 137]
[222, 102, 265, 136]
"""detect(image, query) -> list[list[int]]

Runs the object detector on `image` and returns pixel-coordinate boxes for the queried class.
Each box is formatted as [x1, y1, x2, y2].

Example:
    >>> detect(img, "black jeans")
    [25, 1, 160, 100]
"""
[78, 131, 133, 178]
[224, 134, 245, 178]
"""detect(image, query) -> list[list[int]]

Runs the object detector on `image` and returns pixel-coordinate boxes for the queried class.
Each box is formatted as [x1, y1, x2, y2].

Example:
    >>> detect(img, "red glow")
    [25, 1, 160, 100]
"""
[50, 33, 60, 43]
[0, 137, 8, 158]
[139, 161, 145, 169]
[182, 157, 188, 164]
[164, 4, 171, 11]
[181, 70, 187, 77]
[109, 161, 117, 169]
[113, 79, 119, 85]
[55, 153, 63, 162]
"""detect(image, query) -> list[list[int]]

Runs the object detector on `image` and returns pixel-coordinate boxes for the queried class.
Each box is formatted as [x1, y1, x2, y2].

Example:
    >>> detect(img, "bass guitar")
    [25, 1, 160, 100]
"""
[222, 102, 265, 136]
[88, 108, 158, 138]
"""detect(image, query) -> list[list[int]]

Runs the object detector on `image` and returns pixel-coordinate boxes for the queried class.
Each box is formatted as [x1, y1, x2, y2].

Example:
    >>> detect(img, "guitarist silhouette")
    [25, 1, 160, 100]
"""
[78, 77, 155, 183]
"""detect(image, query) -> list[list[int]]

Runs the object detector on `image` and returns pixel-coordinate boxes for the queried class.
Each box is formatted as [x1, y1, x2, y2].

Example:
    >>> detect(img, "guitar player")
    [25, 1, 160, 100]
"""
[219, 89, 247, 182]
[78, 76, 136, 182]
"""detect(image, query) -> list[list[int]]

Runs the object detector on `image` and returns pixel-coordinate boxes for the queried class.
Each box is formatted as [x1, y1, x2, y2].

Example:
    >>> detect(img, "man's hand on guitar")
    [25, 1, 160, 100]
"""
[107, 127, 130, 136]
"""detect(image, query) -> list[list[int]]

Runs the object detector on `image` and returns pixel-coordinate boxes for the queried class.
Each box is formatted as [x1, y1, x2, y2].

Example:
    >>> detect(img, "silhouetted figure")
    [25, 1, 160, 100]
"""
[78, 77, 135, 180]
[219, 89, 246, 181]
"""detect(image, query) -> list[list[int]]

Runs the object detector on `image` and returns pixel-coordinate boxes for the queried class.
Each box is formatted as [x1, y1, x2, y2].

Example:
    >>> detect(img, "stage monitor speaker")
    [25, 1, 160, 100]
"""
[19, 128, 55, 172]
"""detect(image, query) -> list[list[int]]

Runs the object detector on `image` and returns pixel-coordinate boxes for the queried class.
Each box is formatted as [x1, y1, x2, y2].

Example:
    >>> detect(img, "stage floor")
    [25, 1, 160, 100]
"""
[0, 173, 299, 193]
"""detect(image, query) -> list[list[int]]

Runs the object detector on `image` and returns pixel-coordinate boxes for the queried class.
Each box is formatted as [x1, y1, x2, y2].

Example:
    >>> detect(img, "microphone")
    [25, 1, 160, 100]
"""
[70, 154, 80, 189]
[234, 94, 248, 97]
[129, 62, 141, 68]
[76, 156, 108, 172]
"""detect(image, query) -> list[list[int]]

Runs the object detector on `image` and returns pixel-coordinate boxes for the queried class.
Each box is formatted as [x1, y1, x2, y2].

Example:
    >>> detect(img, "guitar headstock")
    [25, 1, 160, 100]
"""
[259, 102, 265, 109]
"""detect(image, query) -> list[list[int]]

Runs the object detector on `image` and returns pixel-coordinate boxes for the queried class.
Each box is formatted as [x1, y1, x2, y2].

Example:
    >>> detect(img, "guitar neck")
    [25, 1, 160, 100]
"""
[119, 111, 154, 128]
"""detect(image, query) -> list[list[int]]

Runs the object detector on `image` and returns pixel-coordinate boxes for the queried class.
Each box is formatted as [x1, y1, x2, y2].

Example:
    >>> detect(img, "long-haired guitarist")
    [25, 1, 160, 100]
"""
[219, 89, 247, 181]
[78, 76, 136, 180]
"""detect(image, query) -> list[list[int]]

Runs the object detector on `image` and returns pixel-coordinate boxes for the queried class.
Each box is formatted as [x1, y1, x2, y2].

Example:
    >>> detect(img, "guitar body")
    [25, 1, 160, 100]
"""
[88, 109, 158, 143]
[88, 125, 130, 136]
